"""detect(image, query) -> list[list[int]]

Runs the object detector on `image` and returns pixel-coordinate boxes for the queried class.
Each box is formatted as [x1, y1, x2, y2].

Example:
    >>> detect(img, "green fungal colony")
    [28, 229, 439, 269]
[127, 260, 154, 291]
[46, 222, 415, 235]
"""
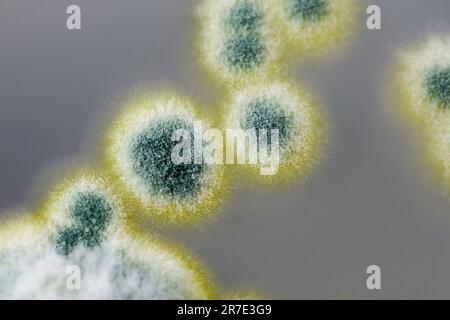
[242, 98, 294, 147]
[224, 82, 323, 181]
[427, 117, 450, 191]
[227, 0, 263, 32]
[288, 0, 330, 22]
[394, 35, 450, 194]
[0, 196, 216, 299]
[270, 0, 359, 56]
[425, 67, 450, 109]
[198, 0, 282, 85]
[395, 35, 450, 124]
[54, 188, 115, 254]
[105, 94, 227, 225]
[0, 0, 359, 298]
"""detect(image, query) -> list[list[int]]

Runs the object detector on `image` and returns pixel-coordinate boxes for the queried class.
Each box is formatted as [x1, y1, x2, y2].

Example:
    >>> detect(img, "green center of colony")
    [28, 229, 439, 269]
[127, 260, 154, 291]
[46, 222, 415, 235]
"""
[223, 1, 267, 71]
[56, 191, 114, 255]
[288, 0, 330, 22]
[425, 66, 450, 108]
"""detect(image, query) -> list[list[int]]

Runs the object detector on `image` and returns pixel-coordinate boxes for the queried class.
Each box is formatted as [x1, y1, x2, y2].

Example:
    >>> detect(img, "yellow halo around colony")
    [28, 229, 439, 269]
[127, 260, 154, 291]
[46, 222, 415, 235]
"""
[426, 117, 450, 194]
[104, 92, 228, 226]
[394, 35, 450, 126]
[115, 225, 217, 299]
[0, 209, 48, 298]
[222, 290, 268, 300]
[270, 0, 360, 56]
[196, 0, 283, 86]
[223, 80, 325, 184]
[0, 209, 216, 299]
[36, 169, 126, 246]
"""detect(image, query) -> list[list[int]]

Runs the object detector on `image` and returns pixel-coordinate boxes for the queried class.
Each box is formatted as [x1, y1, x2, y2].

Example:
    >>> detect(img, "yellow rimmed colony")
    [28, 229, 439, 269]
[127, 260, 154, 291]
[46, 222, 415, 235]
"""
[0, 223, 216, 299]
[224, 81, 324, 183]
[0, 208, 48, 298]
[105, 93, 227, 225]
[105, 229, 217, 300]
[197, 0, 283, 86]
[427, 117, 450, 193]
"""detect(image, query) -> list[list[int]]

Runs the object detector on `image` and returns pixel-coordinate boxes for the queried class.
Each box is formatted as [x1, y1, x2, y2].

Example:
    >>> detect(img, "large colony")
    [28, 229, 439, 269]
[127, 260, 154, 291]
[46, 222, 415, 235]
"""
[105, 94, 226, 225]
[396, 36, 450, 125]
[394, 35, 450, 193]
[0, 0, 359, 299]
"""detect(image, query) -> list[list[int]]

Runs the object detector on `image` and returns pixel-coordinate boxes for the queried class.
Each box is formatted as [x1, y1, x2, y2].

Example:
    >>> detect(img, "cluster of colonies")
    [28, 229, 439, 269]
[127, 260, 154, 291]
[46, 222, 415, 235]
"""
[0, 173, 216, 299]
[0, 0, 360, 299]
[198, 0, 359, 85]
[395, 35, 450, 192]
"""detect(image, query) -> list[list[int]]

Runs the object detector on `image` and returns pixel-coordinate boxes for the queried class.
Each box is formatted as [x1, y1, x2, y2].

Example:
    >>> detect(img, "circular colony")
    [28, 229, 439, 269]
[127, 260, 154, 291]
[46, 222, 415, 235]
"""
[224, 81, 324, 182]
[0, 223, 215, 299]
[105, 94, 226, 225]
[270, 0, 359, 55]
